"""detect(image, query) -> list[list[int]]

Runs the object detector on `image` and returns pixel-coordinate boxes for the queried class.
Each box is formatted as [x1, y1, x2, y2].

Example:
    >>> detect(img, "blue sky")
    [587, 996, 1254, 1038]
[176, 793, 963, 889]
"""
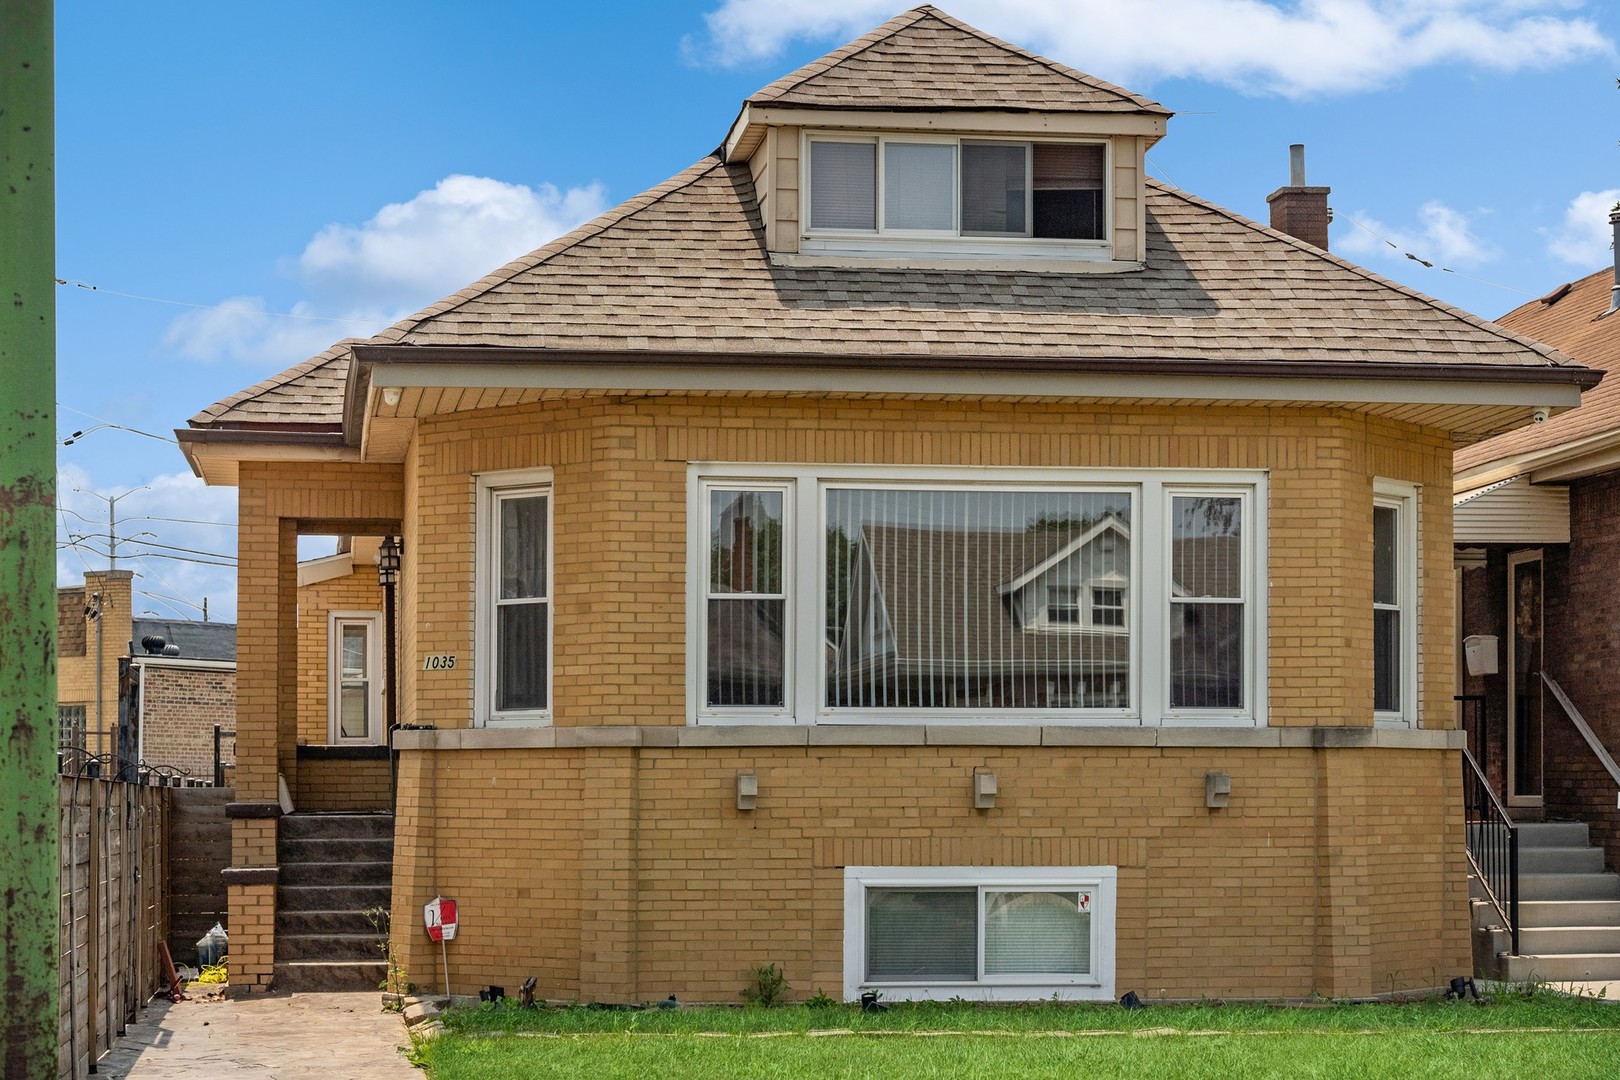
[53, 1, 1617, 623]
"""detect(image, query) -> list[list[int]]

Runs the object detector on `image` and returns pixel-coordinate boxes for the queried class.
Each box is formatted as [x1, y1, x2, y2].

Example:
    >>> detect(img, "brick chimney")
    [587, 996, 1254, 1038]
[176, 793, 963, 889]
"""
[1267, 144, 1331, 251]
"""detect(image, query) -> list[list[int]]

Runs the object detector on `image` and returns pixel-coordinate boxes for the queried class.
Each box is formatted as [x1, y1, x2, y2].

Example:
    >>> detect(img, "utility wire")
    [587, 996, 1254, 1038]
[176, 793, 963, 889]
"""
[55, 278, 379, 326]
[1340, 215, 1536, 297]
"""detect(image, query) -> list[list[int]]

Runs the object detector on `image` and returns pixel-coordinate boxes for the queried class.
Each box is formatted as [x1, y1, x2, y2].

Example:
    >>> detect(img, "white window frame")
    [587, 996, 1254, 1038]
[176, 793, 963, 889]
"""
[475, 468, 554, 727]
[801, 131, 1112, 262]
[686, 464, 1267, 727]
[696, 478, 795, 718]
[328, 611, 384, 744]
[1373, 479, 1419, 727]
[843, 865, 1117, 1002]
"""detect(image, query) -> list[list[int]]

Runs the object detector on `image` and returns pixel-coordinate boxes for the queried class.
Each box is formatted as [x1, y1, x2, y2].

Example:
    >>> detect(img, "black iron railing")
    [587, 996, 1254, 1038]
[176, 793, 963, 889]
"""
[1457, 693, 1488, 778]
[1462, 745, 1519, 955]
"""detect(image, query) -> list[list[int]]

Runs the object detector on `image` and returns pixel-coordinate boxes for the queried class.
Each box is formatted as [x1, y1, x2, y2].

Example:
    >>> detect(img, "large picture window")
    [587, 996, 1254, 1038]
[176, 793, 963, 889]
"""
[476, 470, 552, 724]
[689, 466, 1264, 726]
[844, 866, 1117, 1002]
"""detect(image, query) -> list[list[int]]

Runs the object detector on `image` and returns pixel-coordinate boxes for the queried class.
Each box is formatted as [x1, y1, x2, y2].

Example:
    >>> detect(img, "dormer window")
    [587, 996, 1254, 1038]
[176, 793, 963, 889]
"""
[805, 134, 1107, 245]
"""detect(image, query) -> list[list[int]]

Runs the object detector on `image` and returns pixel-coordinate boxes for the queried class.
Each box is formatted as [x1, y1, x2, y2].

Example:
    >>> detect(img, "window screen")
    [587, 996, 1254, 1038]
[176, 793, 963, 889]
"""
[984, 890, 1091, 975]
[1169, 495, 1244, 710]
[1373, 503, 1400, 713]
[1033, 143, 1105, 239]
[496, 492, 549, 712]
[961, 142, 1028, 235]
[810, 141, 876, 230]
[883, 142, 955, 231]
[707, 489, 786, 707]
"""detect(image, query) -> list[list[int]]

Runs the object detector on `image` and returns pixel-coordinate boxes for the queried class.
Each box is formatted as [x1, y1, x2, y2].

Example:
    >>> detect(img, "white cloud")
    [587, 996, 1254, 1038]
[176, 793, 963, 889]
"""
[690, 0, 1613, 98]
[163, 175, 609, 370]
[57, 464, 240, 623]
[1544, 188, 1620, 267]
[1338, 201, 1496, 267]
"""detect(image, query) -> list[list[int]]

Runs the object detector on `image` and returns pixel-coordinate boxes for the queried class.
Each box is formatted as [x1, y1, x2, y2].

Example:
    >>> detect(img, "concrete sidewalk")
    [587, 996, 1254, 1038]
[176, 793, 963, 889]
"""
[96, 990, 420, 1078]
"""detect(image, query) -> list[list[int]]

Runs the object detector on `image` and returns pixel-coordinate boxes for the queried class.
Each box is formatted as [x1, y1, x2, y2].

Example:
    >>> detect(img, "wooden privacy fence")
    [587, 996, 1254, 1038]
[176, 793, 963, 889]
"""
[167, 787, 232, 966]
[58, 777, 169, 1080]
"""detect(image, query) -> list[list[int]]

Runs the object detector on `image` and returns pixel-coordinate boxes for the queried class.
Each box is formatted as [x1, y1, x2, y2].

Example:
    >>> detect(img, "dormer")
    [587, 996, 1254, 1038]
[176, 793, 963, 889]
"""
[723, 6, 1171, 273]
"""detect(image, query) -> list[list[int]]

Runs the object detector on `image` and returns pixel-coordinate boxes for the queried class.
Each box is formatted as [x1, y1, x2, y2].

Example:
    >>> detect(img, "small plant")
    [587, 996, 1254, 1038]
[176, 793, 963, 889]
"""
[740, 962, 790, 1007]
[804, 988, 838, 1009]
[365, 906, 416, 1003]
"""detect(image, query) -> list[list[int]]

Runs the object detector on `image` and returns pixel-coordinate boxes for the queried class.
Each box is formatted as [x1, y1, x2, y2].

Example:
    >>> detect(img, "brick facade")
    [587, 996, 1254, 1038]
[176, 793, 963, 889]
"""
[135, 663, 236, 780]
[224, 396, 1473, 1001]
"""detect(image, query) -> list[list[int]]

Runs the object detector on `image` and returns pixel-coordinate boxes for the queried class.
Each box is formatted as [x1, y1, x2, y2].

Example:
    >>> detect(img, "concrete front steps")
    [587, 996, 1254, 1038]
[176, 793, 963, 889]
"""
[1473, 821, 1620, 983]
[274, 812, 394, 992]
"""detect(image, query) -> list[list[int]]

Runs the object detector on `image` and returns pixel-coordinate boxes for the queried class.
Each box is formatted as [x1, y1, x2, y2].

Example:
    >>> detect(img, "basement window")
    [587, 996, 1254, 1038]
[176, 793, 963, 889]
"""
[843, 866, 1117, 1002]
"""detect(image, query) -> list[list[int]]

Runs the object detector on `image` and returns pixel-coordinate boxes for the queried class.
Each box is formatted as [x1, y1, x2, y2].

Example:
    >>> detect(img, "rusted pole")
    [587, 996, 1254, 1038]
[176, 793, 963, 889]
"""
[0, 1, 60, 1076]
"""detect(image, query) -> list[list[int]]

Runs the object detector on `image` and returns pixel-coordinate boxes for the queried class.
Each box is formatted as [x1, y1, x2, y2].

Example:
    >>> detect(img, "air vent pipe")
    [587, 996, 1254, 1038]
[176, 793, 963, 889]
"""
[1610, 206, 1619, 314]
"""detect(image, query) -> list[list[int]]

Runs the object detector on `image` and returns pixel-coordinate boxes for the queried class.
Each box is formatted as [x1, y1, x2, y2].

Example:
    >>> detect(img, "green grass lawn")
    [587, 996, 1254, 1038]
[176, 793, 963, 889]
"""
[417, 992, 1620, 1080]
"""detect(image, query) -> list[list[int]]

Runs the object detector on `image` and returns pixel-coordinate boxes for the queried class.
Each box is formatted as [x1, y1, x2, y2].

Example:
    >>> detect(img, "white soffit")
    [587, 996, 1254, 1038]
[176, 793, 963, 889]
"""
[1453, 474, 1569, 545]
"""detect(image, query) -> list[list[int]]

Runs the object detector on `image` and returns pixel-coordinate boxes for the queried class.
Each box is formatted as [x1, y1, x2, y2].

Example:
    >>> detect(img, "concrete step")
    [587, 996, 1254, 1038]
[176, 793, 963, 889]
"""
[1500, 952, 1620, 983]
[278, 836, 393, 864]
[278, 909, 388, 936]
[1517, 846, 1608, 875]
[278, 883, 392, 913]
[276, 932, 384, 963]
[1518, 926, 1620, 954]
[278, 860, 393, 887]
[1518, 872, 1620, 901]
[1519, 900, 1620, 928]
[1516, 822, 1592, 850]
[274, 960, 387, 993]
[278, 812, 395, 841]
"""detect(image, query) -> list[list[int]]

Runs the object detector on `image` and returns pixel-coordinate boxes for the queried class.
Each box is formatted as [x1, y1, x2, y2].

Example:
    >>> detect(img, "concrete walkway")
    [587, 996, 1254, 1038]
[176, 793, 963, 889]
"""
[96, 991, 420, 1078]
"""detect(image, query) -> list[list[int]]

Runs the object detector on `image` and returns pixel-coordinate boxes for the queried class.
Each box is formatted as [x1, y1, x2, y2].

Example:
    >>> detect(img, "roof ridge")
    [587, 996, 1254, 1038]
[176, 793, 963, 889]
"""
[748, 7, 934, 103]
[376, 155, 730, 342]
[186, 338, 360, 427]
[1144, 178, 1581, 371]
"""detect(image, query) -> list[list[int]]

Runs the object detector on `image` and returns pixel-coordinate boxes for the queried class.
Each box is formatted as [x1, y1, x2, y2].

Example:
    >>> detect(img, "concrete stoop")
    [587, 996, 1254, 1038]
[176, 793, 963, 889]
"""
[1472, 821, 1620, 983]
[274, 812, 394, 992]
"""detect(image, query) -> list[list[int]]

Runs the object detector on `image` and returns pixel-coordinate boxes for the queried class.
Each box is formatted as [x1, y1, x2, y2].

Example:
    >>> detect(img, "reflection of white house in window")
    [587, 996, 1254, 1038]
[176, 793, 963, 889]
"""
[830, 507, 1132, 712]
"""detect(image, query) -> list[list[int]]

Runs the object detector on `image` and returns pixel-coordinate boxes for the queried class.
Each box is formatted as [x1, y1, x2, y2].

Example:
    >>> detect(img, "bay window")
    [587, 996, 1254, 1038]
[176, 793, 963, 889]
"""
[689, 466, 1264, 725]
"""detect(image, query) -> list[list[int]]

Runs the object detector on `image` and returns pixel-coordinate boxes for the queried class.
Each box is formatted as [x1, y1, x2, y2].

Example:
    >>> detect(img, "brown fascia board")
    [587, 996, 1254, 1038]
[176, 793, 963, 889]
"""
[175, 426, 346, 445]
[348, 343, 1604, 390]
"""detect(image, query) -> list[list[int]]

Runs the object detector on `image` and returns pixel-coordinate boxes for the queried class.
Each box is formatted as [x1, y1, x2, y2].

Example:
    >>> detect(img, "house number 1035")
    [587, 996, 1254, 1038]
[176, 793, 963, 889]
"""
[422, 655, 456, 671]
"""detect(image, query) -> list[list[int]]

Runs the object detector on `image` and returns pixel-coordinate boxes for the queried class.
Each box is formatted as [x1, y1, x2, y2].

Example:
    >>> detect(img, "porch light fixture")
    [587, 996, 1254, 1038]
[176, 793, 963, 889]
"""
[377, 535, 401, 586]
[736, 772, 758, 811]
[973, 770, 997, 810]
[1205, 772, 1231, 810]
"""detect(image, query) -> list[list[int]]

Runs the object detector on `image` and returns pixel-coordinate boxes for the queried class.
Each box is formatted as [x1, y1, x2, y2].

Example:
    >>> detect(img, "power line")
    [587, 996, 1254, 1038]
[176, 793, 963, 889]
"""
[1340, 215, 1537, 297]
[55, 278, 380, 326]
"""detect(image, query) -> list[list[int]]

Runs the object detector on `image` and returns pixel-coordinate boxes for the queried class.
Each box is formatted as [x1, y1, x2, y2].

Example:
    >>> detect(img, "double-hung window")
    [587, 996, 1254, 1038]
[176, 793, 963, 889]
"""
[844, 866, 1117, 1001]
[805, 134, 1107, 244]
[1373, 480, 1418, 725]
[690, 466, 1264, 726]
[476, 469, 552, 724]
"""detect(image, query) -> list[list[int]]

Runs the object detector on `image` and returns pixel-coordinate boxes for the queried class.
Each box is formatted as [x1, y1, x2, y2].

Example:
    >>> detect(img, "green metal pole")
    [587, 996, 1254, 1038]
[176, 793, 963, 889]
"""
[0, 2, 59, 1077]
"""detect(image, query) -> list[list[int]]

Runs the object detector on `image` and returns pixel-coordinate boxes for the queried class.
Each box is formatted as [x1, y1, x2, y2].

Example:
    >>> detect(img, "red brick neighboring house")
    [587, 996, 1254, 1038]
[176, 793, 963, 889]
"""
[1455, 241, 1620, 864]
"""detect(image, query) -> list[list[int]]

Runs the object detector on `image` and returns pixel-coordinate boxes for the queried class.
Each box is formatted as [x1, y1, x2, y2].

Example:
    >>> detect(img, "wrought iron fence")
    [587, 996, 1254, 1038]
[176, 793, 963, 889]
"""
[1462, 745, 1519, 955]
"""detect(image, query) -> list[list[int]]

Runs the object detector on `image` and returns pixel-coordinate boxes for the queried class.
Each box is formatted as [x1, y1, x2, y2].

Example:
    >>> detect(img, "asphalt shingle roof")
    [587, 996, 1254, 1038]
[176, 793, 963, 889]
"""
[745, 6, 1168, 115]
[1455, 268, 1620, 473]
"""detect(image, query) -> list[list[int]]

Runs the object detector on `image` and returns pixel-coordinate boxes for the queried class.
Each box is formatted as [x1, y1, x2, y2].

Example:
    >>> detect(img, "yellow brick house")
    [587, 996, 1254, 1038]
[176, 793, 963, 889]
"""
[178, 7, 1598, 1001]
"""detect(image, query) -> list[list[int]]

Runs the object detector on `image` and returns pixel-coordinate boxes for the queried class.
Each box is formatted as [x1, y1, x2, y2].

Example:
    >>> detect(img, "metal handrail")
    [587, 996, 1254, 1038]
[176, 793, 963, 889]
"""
[1462, 746, 1519, 955]
[1542, 674, 1620, 794]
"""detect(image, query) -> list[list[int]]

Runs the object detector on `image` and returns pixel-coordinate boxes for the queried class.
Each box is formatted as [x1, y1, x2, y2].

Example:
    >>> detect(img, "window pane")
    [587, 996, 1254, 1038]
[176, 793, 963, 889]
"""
[826, 488, 1131, 710]
[710, 490, 783, 594]
[1374, 608, 1400, 712]
[341, 624, 368, 678]
[500, 495, 547, 601]
[1172, 497, 1241, 599]
[961, 142, 1027, 235]
[339, 685, 368, 739]
[1171, 601, 1244, 709]
[1032, 143, 1105, 240]
[810, 141, 876, 230]
[707, 599, 785, 707]
[497, 601, 548, 711]
[884, 142, 955, 230]
[866, 889, 976, 982]
[1373, 505, 1397, 606]
[985, 890, 1091, 975]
